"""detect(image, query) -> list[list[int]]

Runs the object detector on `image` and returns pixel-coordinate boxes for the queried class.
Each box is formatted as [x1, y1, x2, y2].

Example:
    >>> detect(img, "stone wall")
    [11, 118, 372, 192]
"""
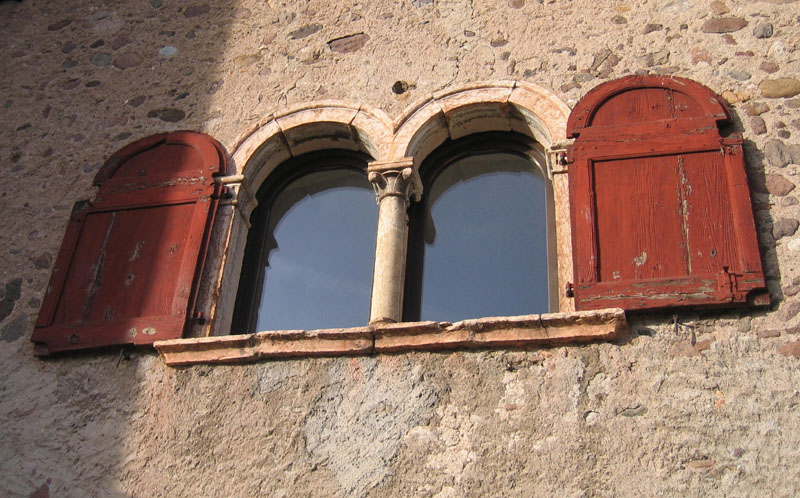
[1, 0, 799, 496]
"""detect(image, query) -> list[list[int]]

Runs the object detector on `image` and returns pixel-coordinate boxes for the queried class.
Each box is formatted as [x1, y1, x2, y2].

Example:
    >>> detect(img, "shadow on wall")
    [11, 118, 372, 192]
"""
[0, 1, 238, 496]
[742, 138, 784, 304]
[723, 106, 784, 303]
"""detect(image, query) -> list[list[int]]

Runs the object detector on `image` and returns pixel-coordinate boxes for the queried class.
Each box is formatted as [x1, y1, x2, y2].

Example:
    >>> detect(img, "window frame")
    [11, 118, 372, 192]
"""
[208, 84, 577, 338]
[403, 131, 559, 322]
[231, 149, 375, 334]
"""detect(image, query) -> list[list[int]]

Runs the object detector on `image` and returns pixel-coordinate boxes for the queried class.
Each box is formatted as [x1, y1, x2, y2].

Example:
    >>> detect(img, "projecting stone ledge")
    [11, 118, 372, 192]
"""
[154, 308, 626, 367]
[375, 309, 626, 352]
[154, 327, 374, 367]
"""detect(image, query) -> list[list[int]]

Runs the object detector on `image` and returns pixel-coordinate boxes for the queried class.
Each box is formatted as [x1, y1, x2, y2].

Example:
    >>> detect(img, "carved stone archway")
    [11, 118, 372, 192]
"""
[203, 82, 573, 335]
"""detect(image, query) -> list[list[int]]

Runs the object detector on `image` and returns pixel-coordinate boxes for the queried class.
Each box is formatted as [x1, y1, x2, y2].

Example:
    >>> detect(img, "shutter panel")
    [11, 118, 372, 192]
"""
[32, 131, 227, 354]
[566, 75, 767, 311]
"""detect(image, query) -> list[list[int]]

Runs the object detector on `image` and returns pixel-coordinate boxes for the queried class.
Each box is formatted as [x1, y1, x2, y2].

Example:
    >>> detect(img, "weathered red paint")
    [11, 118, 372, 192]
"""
[567, 75, 767, 311]
[32, 131, 228, 354]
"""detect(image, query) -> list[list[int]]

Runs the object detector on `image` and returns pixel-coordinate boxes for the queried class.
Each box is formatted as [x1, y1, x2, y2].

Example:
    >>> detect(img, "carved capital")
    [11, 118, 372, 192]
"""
[367, 158, 422, 203]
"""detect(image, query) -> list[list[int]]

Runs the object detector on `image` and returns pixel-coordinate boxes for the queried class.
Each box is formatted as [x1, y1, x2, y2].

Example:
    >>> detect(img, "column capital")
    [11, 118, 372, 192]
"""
[367, 158, 422, 203]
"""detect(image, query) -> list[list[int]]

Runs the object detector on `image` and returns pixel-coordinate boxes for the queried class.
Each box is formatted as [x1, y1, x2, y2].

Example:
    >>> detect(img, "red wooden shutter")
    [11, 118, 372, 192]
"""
[566, 75, 767, 311]
[32, 131, 228, 354]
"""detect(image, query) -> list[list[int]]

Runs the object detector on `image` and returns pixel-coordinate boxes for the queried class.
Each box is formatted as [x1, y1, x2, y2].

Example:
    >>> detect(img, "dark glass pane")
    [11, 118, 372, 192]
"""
[421, 153, 549, 321]
[256, 170, 376, 331]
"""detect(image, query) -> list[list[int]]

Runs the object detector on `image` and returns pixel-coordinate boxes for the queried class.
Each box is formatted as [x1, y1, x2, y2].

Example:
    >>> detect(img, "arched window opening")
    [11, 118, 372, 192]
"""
[232, 150, 377, 332]
[404, 133, 556, 322]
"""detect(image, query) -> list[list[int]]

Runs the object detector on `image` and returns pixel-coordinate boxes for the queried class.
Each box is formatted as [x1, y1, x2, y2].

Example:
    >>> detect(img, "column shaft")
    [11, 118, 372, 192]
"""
[370, 195, 407, 322]
[367, 160, 421, 324]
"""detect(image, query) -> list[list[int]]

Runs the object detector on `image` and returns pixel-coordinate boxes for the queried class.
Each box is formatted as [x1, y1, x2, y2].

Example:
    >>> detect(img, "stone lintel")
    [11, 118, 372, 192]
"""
[154, 309, 627, 366]
[375, 309, 624, 351]
[155, 327, 374, 366]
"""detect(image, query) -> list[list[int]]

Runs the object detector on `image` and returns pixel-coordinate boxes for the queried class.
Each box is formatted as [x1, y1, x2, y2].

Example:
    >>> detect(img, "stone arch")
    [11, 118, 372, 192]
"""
[206, 102, 392, 337]
[391, 81, 574, 314]
[392, 81, 571, 167]
[210, 83, 574, 336]
[230, 101, 394, 193]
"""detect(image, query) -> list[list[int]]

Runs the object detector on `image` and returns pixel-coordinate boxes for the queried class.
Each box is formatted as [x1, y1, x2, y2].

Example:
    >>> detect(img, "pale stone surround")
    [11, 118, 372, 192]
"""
[168, 80, 600, 364]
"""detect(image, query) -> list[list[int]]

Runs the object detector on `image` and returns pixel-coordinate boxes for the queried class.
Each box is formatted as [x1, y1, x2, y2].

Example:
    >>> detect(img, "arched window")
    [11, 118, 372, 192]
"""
[35, 78, 767, 358]
[404, 132, 557, 322]
[232, 150, 377, 332]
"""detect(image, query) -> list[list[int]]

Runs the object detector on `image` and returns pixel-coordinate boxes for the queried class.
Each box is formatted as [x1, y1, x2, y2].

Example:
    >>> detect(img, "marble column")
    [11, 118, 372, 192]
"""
[367, 158, 422, 324]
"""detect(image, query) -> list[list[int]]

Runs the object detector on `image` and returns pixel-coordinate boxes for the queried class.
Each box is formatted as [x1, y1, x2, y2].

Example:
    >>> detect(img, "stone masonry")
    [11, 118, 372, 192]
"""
[1, 1, 800, 497]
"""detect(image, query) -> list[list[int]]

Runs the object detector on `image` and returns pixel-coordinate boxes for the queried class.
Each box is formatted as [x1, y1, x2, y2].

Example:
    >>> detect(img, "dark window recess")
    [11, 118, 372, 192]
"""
[232, 150, 377, 333]
[404, 133, 556, 322]
[567, 75, 768, 311]
[32, 131, 228, 354]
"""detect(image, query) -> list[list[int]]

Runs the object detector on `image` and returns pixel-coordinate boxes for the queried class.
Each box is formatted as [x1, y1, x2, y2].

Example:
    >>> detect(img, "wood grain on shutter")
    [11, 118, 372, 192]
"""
[32, 131, 227, 354]
[566, 75, 767, 311]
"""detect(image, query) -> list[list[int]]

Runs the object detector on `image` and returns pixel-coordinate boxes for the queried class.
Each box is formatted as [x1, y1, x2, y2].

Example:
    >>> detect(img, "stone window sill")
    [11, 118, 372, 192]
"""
[154, 308, 627, 367]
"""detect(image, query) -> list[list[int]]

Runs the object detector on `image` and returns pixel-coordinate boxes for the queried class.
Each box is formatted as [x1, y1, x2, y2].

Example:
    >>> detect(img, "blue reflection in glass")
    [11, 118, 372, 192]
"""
[421, 153, 549, 321]
[256, 170, 376, 331]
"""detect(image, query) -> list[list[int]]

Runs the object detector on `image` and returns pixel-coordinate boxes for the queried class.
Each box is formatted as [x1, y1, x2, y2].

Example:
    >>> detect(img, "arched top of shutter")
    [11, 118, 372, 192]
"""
[94, 131, 228, 187]
[566, 75, 731, 139]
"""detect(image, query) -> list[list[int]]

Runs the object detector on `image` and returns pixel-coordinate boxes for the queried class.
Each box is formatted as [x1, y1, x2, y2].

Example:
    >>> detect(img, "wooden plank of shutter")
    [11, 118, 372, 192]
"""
[32, 131, 227, 354]
[566, 75, 767, 311]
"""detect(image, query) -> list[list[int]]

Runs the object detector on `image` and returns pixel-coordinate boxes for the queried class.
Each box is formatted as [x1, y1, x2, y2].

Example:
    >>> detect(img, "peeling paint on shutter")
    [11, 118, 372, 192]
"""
[32, 131, 228, 354]
[566, 75, 767, 311]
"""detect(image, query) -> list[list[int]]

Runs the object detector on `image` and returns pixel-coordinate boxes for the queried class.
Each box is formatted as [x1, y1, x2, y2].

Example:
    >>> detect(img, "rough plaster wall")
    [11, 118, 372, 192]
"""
[1, 0, 800, 496]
